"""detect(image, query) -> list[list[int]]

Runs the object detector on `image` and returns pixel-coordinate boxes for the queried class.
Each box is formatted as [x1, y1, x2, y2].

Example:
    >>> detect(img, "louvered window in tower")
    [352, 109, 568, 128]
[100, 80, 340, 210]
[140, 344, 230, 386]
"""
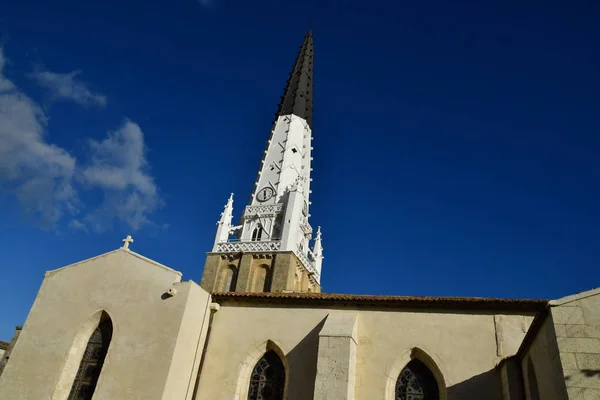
[247, 350, 285, 400]
[68, 318, 113, 400]
[395, 359, 439, 400]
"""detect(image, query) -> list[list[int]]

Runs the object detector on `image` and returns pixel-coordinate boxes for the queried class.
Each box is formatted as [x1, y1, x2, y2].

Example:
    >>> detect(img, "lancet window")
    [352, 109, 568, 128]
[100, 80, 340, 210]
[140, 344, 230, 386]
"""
[247, 350, 285, 400]
[395, 359, 439, 400]
[68, 317, 113, 400]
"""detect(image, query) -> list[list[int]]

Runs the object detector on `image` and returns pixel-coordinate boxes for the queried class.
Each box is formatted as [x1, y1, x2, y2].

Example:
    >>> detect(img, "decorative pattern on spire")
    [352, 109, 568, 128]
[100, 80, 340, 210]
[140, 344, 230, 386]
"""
[275, 30, 314, 127]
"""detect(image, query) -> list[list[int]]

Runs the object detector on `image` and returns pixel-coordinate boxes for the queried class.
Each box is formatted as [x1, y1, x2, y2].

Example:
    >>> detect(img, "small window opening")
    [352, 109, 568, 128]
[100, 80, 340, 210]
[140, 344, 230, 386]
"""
[252, 227, 263, 242]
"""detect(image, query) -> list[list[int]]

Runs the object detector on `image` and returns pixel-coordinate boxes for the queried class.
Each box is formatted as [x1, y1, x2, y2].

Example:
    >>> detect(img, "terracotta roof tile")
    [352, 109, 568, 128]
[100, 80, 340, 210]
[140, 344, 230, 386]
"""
[211, 292, 548, 311]
[0, 340, 9, 349]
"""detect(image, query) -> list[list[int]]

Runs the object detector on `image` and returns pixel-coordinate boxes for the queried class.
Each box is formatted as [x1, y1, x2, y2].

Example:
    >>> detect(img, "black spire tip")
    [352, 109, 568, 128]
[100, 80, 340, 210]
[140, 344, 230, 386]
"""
[274, 30, 314, 128]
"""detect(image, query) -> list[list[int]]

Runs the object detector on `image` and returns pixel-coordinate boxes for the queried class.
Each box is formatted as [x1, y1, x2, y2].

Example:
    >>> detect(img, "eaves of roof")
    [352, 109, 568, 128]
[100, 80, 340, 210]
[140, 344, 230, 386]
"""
[211, 291, 548, 312]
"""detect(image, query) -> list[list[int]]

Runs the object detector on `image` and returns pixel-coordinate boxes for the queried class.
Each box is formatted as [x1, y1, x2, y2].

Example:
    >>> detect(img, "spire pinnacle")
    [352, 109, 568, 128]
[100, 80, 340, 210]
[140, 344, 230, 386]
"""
[275, 30, 314, 127]
[312, 226, 324, 276]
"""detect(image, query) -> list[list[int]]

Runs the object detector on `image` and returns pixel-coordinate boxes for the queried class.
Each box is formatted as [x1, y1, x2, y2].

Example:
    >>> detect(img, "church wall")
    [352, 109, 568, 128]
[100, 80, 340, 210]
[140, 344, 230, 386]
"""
[0, 250, 211, 400]
[194, 301, 536, 400]
[521, 315, 567, 400]
[162, 281, 212, 400]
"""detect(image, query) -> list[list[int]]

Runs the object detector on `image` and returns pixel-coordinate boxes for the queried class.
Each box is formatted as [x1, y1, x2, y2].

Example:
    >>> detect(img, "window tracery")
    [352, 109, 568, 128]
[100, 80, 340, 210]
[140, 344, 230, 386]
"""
[247, 350, 285, 400]
[395, 359, 439, 400]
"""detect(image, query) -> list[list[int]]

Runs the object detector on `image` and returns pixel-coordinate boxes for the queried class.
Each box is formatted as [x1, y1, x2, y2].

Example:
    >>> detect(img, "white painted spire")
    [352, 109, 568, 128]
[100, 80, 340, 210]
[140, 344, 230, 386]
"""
[209, 31, 322, 284]
[251, 115, 314, 204]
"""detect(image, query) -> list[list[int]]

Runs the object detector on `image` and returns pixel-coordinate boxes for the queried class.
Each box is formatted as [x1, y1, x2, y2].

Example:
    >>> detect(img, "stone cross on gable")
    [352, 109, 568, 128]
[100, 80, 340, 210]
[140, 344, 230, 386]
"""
[122, 235, 134, 250]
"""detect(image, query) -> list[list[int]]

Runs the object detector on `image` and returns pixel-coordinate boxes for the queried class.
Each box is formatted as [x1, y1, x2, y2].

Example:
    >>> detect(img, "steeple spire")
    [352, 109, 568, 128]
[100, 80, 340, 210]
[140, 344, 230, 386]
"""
[275, 29, 314, 128]
[202, 31, 323, 294]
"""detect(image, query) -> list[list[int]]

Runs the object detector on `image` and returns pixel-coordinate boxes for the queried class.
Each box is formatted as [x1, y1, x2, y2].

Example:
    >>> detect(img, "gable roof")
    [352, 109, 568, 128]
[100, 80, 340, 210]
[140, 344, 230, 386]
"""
[45, 248, 182, 278]
[212, 292, 548, 312]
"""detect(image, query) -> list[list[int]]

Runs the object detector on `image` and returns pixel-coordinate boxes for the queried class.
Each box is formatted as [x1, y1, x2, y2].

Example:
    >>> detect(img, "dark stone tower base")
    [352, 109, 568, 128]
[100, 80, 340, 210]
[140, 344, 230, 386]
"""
[201, 252, 321, 294]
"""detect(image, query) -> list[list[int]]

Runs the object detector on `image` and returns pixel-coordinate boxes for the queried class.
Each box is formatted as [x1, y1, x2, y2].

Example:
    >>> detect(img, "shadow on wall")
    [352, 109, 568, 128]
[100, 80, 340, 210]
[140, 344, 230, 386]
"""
[447, 367, 502, 400]
[566, 369, 600, 380]
[285, 317, 326, 400]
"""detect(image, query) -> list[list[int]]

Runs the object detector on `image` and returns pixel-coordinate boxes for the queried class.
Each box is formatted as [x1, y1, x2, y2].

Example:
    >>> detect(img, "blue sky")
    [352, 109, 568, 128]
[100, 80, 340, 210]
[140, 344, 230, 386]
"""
[1, 0, 599, 340]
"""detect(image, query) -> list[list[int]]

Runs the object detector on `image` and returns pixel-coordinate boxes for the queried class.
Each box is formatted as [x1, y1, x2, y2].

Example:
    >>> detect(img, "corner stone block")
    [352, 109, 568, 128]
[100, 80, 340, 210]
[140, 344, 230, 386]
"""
[557, 337, 600, 354]
[567, 325, 600, 339]
[555, 324, 568, 337]
[576, 354, 600, 370]
[567, 387, 586, 400]
[561, 353, 578, 371]
[583, 388, 600, 400]
[553, 307, 586, 325]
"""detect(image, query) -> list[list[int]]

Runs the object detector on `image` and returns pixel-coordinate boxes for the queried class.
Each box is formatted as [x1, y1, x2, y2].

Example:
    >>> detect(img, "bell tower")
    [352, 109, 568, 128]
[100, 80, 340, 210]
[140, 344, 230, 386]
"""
[200, 30, 323, 294]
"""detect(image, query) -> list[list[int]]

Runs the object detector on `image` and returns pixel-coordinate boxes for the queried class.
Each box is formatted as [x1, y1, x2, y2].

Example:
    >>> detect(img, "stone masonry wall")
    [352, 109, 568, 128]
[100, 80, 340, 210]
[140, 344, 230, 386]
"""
[550, 291, 600, 400]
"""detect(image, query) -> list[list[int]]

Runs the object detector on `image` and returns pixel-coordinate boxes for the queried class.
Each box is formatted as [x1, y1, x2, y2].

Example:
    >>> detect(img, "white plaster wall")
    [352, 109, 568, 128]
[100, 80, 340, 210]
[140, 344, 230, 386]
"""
[194, 303, 535, 400]
[162, 282, 212, 400]
[0, 250, 211, 400]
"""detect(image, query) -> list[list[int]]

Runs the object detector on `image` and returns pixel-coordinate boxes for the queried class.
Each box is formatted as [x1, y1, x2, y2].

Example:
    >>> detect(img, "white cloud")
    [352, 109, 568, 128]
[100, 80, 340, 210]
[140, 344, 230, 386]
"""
[68, 219, 88, 232]
[80, 120, 161, 231]
[0, 48, 78, 227]
[0, 51, 15, 91]
[30, 69, 107, 107]
[0, 47, 162, 231]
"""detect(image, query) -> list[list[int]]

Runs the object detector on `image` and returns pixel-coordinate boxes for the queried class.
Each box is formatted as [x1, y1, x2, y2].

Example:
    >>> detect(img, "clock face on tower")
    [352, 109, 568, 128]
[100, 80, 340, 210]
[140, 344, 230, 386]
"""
[257, 187, 275, 202]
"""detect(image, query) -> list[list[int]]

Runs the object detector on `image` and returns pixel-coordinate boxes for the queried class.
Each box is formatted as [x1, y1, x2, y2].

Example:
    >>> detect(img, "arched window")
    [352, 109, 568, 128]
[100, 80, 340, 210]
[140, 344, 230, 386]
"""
[217, 265, 238, 292]
[527, 357, 540, 400]
[68, 316, 113, 400]
[252, 226, 263, 242]
[395, 359, 439, 400]
[247, 350, 285, 400]
[250, 264, 271, 292]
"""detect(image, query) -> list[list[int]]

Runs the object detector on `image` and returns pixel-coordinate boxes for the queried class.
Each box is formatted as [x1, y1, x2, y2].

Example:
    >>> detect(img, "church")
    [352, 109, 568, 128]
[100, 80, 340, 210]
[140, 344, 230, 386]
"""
[0, 30, 598, 400]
